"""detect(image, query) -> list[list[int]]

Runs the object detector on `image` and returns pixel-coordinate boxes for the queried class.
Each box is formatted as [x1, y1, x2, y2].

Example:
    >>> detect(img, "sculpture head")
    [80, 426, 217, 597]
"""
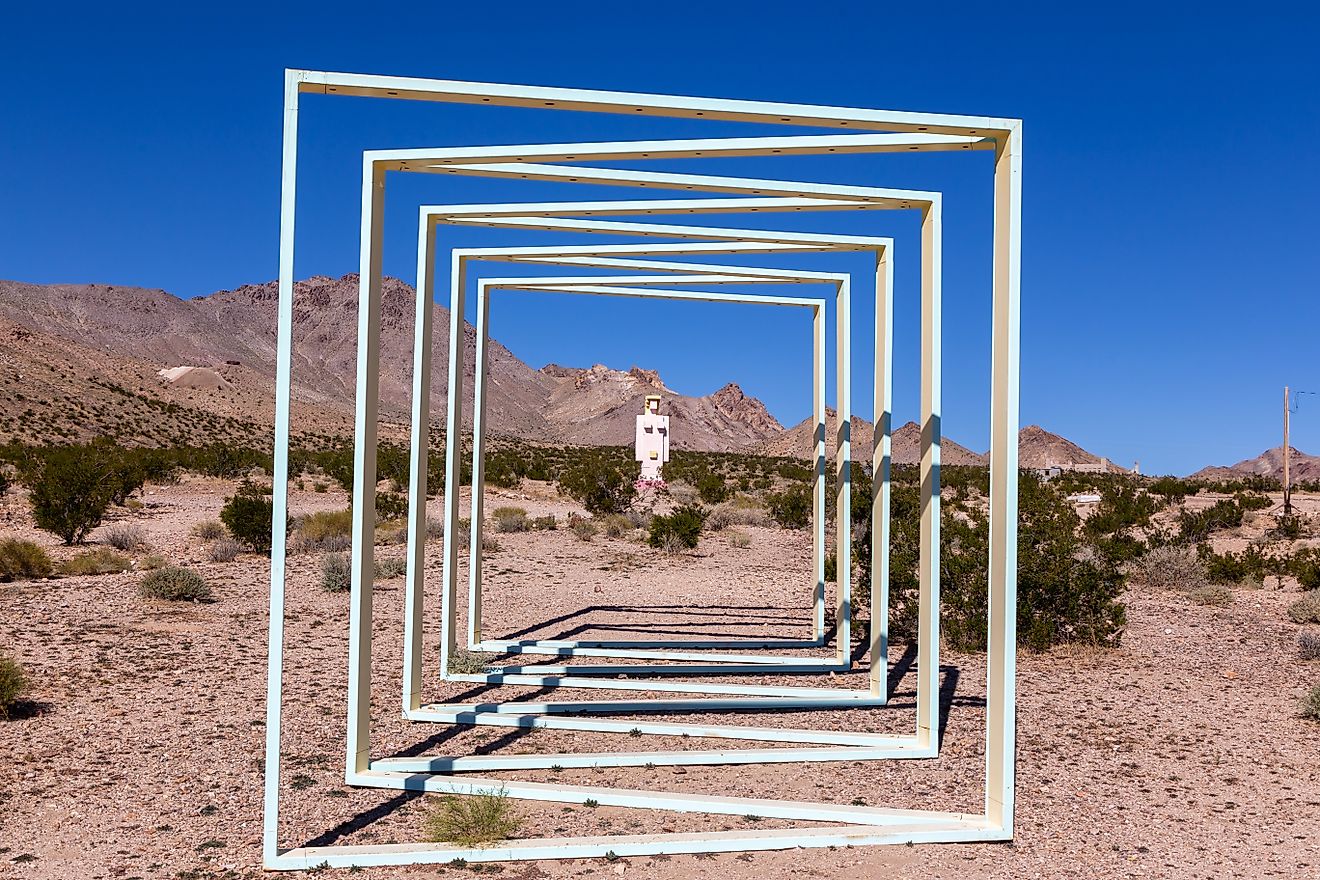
[644, 394, 661, 415]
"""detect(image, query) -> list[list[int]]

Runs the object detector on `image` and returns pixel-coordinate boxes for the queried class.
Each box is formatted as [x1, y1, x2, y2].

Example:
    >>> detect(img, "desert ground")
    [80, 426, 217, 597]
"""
[2, 476, 1319, 880]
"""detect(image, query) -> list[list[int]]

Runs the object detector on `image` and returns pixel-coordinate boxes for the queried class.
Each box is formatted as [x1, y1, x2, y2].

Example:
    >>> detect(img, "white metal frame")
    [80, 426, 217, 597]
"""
[265, 69, 1021, 870]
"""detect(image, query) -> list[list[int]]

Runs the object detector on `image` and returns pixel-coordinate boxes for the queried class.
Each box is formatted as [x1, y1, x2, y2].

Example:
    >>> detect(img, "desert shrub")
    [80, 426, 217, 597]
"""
[1298, 630, 1320, 661]
[597, 513, 632, 538]
[209, 538, 241, 563]
[447, 649, 493, 675]
[557, 462, 636, 515]
[322, 553, 351, 593]
[571, 517, 599, 542]
[140, 565, 211, 602]
[455, 517, 473, 549]
[648, 505, 706, 550]
[906, 473, 1126, 652]
[292, 509, 352, 552]
[694, 470, 730, 504]
[104, 523, 148, 551]
[1148, 476, 1199, 504]
[376, 556, 407, 579]
[767, 485, 812, 530]
[0, 655, 26, 719]
[424, 789, 521, 848]
[22, 443, 118, 544]
[60, 547, 130, 576]
[726, 529, 751, 549]
[376, 518, 409, 545]
[530, 515, 557, 531]
[0, 539, 53, 581]
[1178, 493, 1272, 542]
[624, 509, 651, 530]
[492, 506, 529, 533]
[1187, 584, 1233, 607]
[1129, 545, 1208, 592]
[1273, 514, 1308, 540]
[221, 482, 285, 552]
[1301, 685, 1320, 721]
[1289, 548, 1320, 591]
[1288, 592, 1320, 625]
[707, 498, 772, 530]
[375, 491, 408, 521]
[191, 519, 228, 541]
[139, 553, 166, 570]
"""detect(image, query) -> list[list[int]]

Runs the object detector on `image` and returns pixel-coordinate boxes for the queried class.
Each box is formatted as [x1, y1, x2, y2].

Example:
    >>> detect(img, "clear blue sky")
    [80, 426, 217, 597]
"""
[2, 2, 1317, 475]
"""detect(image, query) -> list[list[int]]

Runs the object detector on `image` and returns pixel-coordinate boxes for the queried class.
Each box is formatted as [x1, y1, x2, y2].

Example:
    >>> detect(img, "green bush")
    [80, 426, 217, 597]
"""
[1187, 584, 1233, 607]
[0, 655, 26, 719]
[648, 505, 706, 550]
[492, 506, 530, 533]
[424, 789, 520, 848]
[221, 482, 285, 552]
[597, 513, 632, 538]
[1301, 685, 1320, 722]
[140, 566, 212, 602]
[322, 552, 351, 593]
[0, 539, 53, 581]
[571, 517, 599, 542]
[293, 509, 352, 552]
[191, 519, 228, 541]
[22, 443, 119, 544]
[694, 470, 730, 504]
[557, 461, 636, 515]
[1288, 592, 1320, 625]
[59, 547, 130, 576]
[767, 484, 811, 530]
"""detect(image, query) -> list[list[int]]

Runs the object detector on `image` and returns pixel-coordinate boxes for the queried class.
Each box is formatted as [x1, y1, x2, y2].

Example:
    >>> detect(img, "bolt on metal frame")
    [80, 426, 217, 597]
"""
[265, 69, 1020, 870]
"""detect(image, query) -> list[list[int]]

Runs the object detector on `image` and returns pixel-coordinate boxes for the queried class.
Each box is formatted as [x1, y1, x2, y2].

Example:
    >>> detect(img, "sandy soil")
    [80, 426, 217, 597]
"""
[2, 479, 1319, 879]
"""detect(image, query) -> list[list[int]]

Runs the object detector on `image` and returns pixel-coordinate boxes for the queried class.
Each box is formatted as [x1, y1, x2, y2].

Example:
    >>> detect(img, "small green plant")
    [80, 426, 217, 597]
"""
[0, 654, 26, 719]
[549, 764, 564, 773]
[694, 470, 729, 504]
[140, 565, 212, 602]
[221, 481, 283, 552]
[0, 539, 54, 581]
[597, 513, 632, 538]
[530, 514, 557, 531]
[726, 529, 752, 549]
[583, 798, 600, 808]
[294, 509, 352, 550]
[104, 522, 148, 551]
[767, 484, 811, 529]
[138, 553, 166, 570]
[423, 789, 521, 848]
[571, 517, 599, 542]
[1187, 584, 1232, 607]
[648, 505, 706, 550]
[604, 851, 620, 863]
[376, 556, 407, 579]
[191, 519, 228, 541]
[1298, 630, 1320, 661]
[1300, 684, 1320, 721]
[628, 727, 642, 738]
[1288, 592, 1320, 625]
[557, 461, 636, 514]
[447, 649, 492, 675]
[321, 552, 351, 593]
[59, 547, 131, 576]
[208, 538, 241, 563]
[492, 506, 530, 533]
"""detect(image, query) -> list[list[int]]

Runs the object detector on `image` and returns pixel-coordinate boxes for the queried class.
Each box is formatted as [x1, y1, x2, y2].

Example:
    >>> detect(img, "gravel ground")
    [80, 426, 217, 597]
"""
[2, 478, 1319, 879]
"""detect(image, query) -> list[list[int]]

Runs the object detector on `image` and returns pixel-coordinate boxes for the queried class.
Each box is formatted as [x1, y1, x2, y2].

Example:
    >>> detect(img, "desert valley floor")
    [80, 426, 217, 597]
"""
[1, 476, 1319, 879]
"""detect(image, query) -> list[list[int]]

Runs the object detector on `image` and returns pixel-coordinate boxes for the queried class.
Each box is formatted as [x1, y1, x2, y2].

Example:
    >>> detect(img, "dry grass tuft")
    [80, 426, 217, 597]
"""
[0, 539, 54, 581]
[60, 547, 130, 576]
[423, 789, 520, 848]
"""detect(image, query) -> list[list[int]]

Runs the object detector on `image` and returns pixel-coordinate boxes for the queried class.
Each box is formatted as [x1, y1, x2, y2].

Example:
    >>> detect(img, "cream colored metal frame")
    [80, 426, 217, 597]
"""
[264, 69, 1021, 870]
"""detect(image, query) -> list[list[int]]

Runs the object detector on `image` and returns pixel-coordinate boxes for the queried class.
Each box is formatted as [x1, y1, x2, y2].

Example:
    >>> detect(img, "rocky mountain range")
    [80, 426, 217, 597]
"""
[0, 274, 1135, 469]
[1190, 446, 1320, 483]
[0, 275, 780, 451]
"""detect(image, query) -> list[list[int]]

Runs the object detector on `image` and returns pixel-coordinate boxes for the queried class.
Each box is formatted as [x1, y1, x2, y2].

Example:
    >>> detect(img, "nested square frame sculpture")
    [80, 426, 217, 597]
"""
[263, 69, 1021, 870]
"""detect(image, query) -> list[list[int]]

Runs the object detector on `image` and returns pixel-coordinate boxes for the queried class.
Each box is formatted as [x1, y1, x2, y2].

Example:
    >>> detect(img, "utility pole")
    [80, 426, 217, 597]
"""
[1284, 385, 1291, 514]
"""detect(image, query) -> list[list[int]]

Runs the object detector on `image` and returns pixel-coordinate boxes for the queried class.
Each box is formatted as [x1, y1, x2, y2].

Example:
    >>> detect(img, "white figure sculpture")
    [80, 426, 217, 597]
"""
[635, 394, 670, 481]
